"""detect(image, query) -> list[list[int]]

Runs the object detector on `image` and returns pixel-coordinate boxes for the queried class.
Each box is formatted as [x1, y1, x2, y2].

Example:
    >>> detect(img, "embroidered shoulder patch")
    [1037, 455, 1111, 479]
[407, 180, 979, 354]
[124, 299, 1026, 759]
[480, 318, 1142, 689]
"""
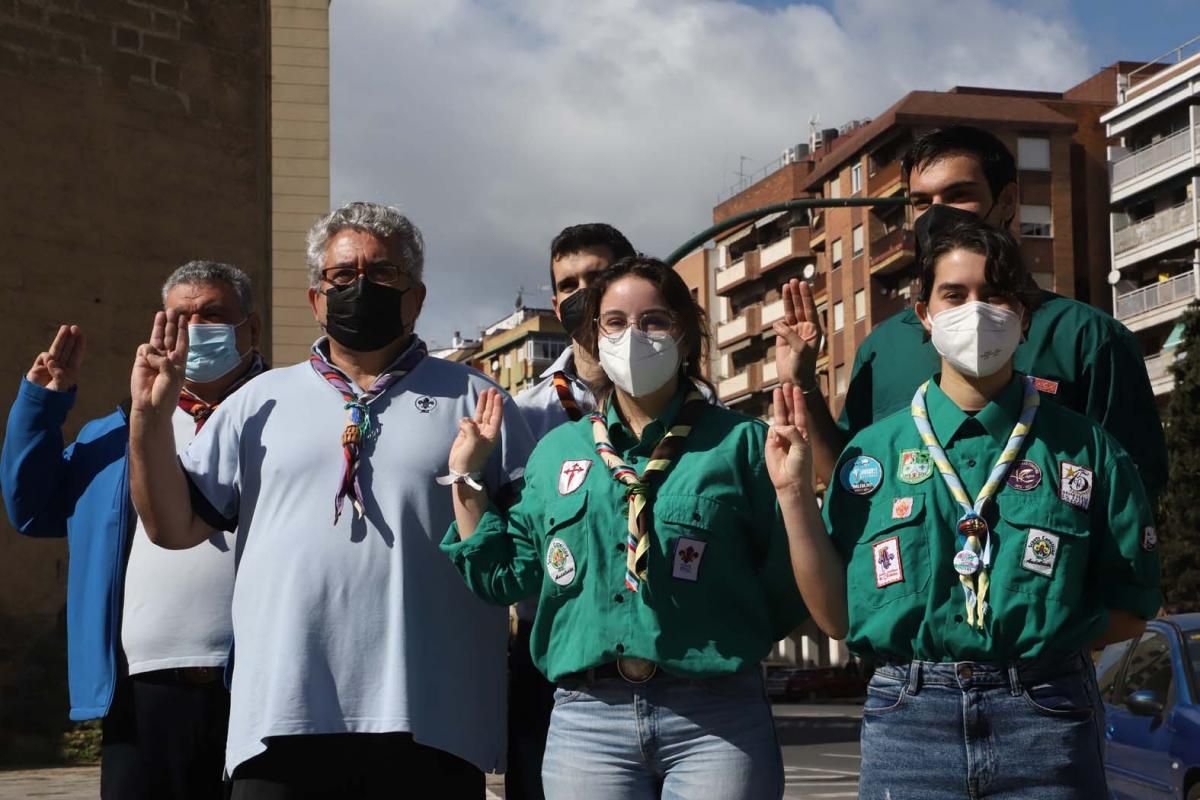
[873, 537, 904, 588]
[1059, 462, 1093, 510]
[1031, 377, 1060, 395]
[892, 497, 914, 520]
[897, 450, 932, 485]
[1022, 530, 1060, 577]
[557, 459, 591, 495]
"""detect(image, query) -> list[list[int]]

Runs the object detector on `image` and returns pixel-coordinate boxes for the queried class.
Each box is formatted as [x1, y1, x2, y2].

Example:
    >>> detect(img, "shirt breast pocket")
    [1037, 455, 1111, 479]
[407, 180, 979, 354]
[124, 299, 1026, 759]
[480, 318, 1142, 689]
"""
[542, 490, 590, 597]
[850, 495, 931, 610]
[994, 494, 1088, 602]
[652, 494, 746, 578]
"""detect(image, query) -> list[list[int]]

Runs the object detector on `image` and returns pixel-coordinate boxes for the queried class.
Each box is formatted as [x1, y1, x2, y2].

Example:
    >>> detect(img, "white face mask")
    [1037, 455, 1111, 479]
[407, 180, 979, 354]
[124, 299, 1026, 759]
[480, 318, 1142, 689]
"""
[597, 328, 682, 397]
[929, 301, 1022, 378]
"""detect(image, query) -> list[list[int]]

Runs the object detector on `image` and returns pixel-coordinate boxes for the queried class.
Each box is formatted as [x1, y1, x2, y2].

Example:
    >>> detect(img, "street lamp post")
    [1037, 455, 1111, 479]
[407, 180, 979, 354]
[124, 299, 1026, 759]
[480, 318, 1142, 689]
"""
[666, 196, 911, 266]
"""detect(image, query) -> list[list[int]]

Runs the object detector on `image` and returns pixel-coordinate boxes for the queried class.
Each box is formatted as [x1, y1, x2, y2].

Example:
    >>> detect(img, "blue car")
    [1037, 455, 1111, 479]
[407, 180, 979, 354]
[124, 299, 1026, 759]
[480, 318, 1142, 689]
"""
[1098, 614, 1200, 799]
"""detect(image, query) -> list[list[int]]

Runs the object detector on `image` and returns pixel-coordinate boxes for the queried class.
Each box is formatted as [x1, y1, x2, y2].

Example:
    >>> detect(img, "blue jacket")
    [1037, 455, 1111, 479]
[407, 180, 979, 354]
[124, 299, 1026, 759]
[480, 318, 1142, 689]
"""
[1, 379, 133, 720]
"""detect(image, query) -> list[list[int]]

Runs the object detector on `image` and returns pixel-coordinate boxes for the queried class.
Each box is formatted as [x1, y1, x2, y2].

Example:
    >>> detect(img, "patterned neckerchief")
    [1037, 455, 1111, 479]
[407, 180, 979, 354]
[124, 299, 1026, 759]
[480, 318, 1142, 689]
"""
[589, 385, 708, 592]
[177, 353, 268, 433]
[309, 336, 428, 523]
[552, 372, 583, 422]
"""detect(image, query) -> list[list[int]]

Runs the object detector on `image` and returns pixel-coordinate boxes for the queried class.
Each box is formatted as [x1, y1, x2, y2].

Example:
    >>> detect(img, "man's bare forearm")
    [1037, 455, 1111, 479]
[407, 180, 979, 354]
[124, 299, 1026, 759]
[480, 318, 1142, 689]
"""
[128, 409, 210, 549]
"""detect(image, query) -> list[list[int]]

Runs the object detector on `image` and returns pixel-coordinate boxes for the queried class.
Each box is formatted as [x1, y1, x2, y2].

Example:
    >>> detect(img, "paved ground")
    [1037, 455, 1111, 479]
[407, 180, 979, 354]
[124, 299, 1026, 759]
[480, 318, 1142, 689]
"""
[0, 704, 863, 799]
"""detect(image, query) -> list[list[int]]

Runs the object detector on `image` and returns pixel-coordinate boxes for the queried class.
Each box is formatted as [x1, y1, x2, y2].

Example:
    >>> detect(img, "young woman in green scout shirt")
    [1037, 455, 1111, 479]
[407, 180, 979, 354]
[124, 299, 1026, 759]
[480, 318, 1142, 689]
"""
[777, 220, 1161, 799]
[439, 256, 845, 800]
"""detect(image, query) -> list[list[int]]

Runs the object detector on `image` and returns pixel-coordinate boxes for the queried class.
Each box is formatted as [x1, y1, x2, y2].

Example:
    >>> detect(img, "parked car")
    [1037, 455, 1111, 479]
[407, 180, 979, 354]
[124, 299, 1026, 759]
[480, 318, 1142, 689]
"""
[765, 667, 802, 700]
[785, 666, 866, 701]
[1097, 614, 1200, 799]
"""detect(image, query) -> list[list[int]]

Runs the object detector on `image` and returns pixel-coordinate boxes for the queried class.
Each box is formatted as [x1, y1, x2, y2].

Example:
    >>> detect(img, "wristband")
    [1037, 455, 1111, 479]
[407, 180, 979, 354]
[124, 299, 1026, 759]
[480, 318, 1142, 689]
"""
[436, 469, 485, 491]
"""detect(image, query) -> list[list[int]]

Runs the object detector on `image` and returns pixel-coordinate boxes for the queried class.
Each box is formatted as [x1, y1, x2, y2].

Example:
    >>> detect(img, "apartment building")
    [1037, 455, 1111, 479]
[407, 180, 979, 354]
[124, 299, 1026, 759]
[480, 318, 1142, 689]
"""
[472, 307, 570, 396]
[1102, 36, 1200, 398]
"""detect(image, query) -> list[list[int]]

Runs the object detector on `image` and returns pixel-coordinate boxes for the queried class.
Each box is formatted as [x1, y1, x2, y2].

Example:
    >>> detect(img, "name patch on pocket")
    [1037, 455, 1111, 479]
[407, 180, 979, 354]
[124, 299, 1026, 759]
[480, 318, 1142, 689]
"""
[671, 537, 707, 582]
[873, 537, 904, 588]
[1022, 530, 1060, 577]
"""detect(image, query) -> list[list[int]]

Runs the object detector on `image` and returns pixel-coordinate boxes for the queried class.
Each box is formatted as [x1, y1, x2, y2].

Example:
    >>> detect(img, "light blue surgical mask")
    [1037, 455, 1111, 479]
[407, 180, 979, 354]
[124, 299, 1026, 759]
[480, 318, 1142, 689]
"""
[186, 320, 248, 383]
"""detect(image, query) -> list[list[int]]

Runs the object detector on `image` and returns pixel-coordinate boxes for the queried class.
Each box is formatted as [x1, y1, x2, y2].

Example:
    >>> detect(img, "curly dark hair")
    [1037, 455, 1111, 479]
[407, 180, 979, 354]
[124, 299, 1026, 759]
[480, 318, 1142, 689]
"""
[917, 219, 1043, 313]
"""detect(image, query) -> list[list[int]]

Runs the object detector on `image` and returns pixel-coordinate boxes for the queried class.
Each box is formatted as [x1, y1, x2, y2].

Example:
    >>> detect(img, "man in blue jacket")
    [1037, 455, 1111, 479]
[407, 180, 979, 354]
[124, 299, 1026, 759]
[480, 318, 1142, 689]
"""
[1, 260, 266, 800]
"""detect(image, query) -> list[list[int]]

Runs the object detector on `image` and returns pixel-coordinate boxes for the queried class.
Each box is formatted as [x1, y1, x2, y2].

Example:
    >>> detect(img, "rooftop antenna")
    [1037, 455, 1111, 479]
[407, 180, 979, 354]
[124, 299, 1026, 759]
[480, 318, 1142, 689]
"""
[736, 155, 754, 185]
[515, 285, 524, 309]
[808, 113, 821, 149]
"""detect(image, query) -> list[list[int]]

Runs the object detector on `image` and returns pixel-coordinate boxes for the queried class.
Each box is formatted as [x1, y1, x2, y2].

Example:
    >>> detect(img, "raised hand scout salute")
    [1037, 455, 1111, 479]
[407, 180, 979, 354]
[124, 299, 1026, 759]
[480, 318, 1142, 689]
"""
[783, 220, 1161, 800]
[440, 256, 842, 800]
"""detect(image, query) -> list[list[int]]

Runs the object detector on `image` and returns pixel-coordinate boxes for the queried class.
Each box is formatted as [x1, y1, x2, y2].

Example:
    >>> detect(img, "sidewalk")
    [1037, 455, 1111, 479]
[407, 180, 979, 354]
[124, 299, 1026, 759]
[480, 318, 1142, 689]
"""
[0, 767, 507, 799]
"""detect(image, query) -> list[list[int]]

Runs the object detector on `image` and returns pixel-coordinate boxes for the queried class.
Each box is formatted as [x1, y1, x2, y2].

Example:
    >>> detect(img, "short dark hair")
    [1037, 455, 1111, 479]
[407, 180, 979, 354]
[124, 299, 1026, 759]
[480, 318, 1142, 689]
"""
[549, 223, 636, 290]
[902, 125, 1017, 200]
[577, 255, 715, 401]
[917, 219, 1042, 313]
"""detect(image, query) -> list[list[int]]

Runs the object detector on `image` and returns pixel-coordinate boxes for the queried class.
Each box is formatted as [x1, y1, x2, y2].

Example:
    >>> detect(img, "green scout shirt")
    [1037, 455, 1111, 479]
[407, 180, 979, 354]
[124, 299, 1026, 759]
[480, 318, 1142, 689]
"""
[837, 293, 1168, 500]
[441, 385, 808, 681]
[824, 374, 1161, 664]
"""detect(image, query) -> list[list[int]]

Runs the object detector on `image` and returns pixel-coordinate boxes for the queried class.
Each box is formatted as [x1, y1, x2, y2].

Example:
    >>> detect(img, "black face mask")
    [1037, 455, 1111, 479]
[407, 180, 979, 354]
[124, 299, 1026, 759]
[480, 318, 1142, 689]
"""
[323, 278, 410, 352]
[914, 203, 982, 257]
[558, 288, 589, 342]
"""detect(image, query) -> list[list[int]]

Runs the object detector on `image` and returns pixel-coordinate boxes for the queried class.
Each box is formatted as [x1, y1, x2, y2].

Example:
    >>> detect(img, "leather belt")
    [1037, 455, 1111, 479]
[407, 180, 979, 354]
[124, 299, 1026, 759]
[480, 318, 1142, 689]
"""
[134, 666, 223, 686]
[561, 657, 658, 685]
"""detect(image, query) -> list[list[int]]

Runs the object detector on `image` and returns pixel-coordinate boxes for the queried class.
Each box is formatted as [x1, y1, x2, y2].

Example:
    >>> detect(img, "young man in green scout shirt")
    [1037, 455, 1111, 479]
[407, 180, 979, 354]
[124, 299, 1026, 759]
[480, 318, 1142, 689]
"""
[778, 219, 1160, 799]
[774, 125, 1168, 500]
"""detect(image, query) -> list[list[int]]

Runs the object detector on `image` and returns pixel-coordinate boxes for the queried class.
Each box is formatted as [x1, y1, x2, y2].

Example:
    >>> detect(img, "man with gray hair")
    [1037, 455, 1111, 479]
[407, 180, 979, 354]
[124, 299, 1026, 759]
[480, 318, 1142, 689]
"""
[1, 260, 265, 800]
[126, 201, 536, 797]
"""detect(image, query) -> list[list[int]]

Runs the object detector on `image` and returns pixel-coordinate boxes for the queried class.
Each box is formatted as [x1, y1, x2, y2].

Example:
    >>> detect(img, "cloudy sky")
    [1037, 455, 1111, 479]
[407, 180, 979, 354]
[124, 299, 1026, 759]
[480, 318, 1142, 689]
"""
[329, 0, 1199, 348]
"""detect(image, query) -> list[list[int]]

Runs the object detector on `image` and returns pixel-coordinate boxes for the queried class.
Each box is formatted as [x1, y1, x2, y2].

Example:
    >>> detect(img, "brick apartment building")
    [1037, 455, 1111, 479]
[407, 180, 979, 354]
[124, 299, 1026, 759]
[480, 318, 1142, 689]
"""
[0, 0, 330, 759]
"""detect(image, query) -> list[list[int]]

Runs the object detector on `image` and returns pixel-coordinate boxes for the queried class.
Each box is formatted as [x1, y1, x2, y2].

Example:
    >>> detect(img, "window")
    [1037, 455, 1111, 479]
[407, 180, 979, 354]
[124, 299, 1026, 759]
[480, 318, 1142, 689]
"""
[832, 239, 843, 268]
[830, 175, 842, 199]
[834, 363, 847, 395]
[1020, 205, 1052, 237]
[833, 301, 845, 332]
[852, 225, 864, 256]
[527, 338, 567, 363]
[1096, 641, 1135, 703]
[854, 289, 866, 321]
[1119, 631, 1174, 707]
[1018, 137, 1051, 170]
[851, 163, 862, 194]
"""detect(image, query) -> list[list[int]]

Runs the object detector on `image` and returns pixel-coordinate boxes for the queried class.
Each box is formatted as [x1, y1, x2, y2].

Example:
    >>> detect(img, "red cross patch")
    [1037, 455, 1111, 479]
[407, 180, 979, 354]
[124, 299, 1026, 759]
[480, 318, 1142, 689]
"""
[557, 459, 592, 495]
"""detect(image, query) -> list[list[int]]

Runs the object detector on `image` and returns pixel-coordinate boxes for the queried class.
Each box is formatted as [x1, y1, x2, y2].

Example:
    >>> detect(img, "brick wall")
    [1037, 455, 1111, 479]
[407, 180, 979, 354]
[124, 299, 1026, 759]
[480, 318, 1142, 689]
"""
[0, 0, 269, 760]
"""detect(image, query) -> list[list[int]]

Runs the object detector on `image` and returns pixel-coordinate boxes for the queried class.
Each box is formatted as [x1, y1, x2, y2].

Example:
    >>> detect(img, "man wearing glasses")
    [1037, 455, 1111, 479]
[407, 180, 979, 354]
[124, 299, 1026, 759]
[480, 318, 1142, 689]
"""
[125, 202, 536, 798]
[2, 261, 265, 799]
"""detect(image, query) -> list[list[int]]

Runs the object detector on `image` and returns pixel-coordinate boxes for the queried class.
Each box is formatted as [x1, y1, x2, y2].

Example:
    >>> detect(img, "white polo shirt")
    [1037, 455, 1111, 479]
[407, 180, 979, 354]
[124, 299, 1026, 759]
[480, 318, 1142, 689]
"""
[515, 348, 596, 442]
[179, 341, 535, 775]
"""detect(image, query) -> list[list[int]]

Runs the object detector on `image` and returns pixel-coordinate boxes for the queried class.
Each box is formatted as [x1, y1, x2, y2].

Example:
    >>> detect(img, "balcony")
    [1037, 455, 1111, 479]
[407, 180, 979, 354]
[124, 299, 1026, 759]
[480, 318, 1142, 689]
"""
[762, 359, 779, 389]
[761, 298, 785, 331]
[810, 213, 826, 250]
[716, 304, 762, 347]
[1144, 350, 1182, 396]
[868, 159, 904, 197]
[759, 228, 813, 274]
[718, 362, 762, 404]
[1111, 125, 1198, 203]
[1113, 201, 1197, 270]
[1114, 270, 1199, 332]
[869, 227, 916, 274]
[716, 250, 761, 294]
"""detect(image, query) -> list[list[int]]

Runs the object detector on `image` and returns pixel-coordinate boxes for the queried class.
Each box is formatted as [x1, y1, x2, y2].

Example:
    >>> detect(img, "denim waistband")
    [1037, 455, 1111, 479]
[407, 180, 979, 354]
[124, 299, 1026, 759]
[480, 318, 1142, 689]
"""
[872, 651, 1090, 696]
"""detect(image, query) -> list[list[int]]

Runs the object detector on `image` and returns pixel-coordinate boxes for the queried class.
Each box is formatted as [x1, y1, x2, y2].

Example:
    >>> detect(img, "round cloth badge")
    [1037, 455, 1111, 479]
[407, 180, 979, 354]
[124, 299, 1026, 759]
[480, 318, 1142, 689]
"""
[840, 456, 884, 496]
[953, 549, 982, 575]
[545, 537, 577, 586]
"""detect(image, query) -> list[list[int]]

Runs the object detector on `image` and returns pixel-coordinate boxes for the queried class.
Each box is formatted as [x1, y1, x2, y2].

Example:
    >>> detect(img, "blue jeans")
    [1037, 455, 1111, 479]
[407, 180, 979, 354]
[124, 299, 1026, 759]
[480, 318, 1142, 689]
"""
[858, 653, 1107, 800]
[541, 668, 782, 800]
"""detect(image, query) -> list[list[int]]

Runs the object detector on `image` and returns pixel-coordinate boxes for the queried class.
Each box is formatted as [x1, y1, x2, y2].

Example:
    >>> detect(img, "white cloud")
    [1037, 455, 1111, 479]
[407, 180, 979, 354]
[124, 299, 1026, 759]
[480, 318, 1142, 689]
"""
[328, 0, 1091, 346]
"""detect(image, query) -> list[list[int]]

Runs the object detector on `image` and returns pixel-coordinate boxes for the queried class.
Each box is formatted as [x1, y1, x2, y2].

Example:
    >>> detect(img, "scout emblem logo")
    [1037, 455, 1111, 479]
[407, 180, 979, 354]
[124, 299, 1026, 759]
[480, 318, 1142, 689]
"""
[953, 549, 981, 575]
[1006, 460, 1042, 492]
[546, 538, 577, 586]
[1143, 526, 1158, 552]
[1022, 530, 1060, 577]
[557, 459, 592, 495]
[841, 456, 883, 496]
[671, 537, 707, 582]
[872, 536, 904, 588]
[898, 450, 932, 484]
[892, 497, 914, 520]
[1059, 462, 1093, 510]
[1031, 377, 1059, 395]
[414, 396, 437, 413]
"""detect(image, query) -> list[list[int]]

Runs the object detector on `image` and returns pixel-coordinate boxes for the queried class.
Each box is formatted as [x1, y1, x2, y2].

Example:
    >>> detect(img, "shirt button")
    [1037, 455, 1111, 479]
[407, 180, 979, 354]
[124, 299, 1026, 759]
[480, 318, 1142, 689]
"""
[615, 543, 625, 554]
[616, 643, 625, 654]
[957, 664, 973, 679]
[613, 594, 624, 604]
[967, 459, 977, 468]
[692, 513, 702, 522]
[549, 517, 555, 525]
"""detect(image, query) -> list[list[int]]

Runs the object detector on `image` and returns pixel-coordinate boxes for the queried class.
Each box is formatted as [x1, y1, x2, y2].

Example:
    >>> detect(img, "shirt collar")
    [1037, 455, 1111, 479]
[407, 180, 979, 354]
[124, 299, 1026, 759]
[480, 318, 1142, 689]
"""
[925, 373, 1025, 447]
[603, 381, 690, 451]
[541, 346, 576, 380]
[310, 335, 426, 387]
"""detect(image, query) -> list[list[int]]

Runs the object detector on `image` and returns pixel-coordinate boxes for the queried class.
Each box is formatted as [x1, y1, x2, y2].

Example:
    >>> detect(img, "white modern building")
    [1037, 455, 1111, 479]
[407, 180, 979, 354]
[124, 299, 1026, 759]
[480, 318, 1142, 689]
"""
[1104, 35, 1200, 398]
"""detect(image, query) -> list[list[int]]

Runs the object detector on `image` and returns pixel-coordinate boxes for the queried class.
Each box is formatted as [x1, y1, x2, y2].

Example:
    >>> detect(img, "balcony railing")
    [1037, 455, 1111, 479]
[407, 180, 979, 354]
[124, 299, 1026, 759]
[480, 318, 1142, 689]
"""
[716, 304, 762, 347]
[1115, 270, 1198, 320]
[716, 250, 761, 293]
[761, 298, 785, 330]
[869, 227, 916, 272]
[1113, 202, 1194, 256]
[1112, 126, 1196, 187]
[867, 159, 904, 196]
[718, 362, 762, 402]
[759, 228, 812, 273]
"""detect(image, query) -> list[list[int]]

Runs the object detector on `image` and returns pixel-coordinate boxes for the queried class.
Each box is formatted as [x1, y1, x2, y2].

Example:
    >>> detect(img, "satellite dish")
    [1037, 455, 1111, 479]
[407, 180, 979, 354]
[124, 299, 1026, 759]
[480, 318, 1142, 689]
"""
[1106, 270, 1122, 285]
[803, 263, 817, 280]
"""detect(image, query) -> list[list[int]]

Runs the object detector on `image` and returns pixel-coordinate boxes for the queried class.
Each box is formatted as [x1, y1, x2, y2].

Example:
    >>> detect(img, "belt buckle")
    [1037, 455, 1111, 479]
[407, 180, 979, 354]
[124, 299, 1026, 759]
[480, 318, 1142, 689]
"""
[617, 657, 657, 684]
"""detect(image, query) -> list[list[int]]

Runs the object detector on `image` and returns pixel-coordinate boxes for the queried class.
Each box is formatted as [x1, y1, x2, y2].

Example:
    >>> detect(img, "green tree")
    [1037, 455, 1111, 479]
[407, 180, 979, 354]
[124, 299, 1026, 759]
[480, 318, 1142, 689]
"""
[1159, 302, 1200, 613]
